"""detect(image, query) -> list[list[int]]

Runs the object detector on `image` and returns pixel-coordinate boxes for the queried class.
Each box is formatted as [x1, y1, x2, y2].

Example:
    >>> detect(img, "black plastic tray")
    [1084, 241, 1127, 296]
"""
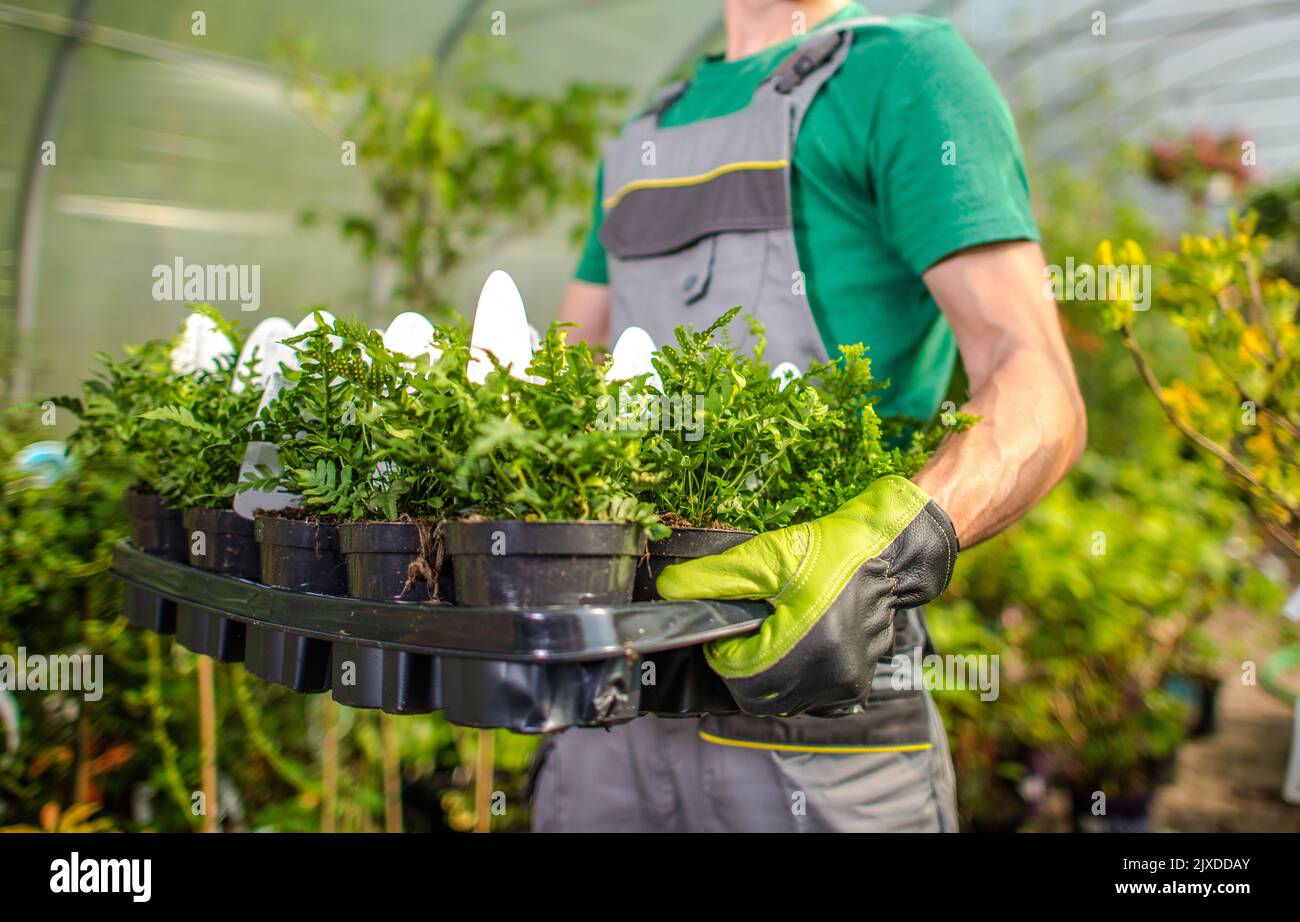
[111, 540, 762, 732]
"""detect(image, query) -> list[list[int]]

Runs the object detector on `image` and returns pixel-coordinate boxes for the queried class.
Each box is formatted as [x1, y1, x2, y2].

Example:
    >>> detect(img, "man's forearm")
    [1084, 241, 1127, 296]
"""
[912, 241, 1086, 549]
[912, 345, 1086, 549]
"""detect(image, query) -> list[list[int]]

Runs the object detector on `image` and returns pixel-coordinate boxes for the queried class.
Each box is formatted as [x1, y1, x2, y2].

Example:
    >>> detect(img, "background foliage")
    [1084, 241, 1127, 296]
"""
[287, 41, 626, 317]
[927, 139, 1296, 829]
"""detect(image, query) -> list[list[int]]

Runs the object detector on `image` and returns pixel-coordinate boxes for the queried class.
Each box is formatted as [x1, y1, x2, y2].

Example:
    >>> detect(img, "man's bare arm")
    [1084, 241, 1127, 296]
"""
[557, 280, 611, 348]
[912, 240, 1087, 548]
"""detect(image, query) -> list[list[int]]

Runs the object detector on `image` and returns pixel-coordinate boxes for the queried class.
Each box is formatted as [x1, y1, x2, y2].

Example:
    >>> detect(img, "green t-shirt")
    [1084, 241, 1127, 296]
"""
[575, 5, 1038, 420]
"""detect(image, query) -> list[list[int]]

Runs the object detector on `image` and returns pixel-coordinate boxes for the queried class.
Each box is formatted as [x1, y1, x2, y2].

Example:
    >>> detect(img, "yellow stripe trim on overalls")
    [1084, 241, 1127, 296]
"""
[698, 730, 933, 755]
[602, 159, 790, 209]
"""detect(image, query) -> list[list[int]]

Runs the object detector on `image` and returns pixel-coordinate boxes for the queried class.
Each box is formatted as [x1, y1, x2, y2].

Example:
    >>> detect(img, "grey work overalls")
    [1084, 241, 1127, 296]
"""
[532, 17, 957, 832]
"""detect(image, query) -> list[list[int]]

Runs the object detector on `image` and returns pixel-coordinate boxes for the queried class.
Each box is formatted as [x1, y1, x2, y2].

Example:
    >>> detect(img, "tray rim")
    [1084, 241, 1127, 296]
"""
[111, 539, 766, 663]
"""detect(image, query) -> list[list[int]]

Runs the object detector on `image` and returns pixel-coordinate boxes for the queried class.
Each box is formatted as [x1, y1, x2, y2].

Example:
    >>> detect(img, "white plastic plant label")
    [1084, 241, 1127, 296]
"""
[232, 310, 337, 519]
[468, 270, 534, 384]
[170, 311, 235, 375]
[232, 317, 294, 394]
[606, 326, 662, 392]
[383, 311, 441, 367]
[771, 361, 802, 391]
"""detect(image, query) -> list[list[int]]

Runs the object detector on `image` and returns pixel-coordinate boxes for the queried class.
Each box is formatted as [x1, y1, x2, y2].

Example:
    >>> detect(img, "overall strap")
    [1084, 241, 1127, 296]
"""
[768, 16, 885, 93]
[763, 15, 887, 134]
[629, 15, 887, 131]
[629, 79, 691, 130]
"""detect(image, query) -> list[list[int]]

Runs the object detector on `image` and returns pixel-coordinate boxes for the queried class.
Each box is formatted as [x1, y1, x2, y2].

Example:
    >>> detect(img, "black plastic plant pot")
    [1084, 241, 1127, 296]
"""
[435, 521, 642, 722]
[633, 526, 756, 602]
[332, 521, 442, 714]
[175, 507, 259, 662]
[245, 515, 347, 692]
[121, 488, 188, 633]
[446, 520, 641, 608]
[123, 488, 188, 557]
[338, 521, 449, 604]
[635, 526, 755, 717]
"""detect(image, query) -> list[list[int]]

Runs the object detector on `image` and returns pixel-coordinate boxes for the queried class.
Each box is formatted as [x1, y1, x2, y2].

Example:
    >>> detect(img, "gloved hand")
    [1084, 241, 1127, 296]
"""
[656, 475, 958, 717]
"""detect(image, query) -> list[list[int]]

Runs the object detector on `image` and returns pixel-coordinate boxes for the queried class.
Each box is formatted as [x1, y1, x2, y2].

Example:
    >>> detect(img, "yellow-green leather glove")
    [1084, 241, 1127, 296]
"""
[656, 475, 958, 717]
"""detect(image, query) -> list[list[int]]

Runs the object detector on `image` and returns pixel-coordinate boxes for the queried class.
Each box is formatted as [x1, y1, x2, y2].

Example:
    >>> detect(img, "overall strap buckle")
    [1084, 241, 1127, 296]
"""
[771, 29, 848, 94]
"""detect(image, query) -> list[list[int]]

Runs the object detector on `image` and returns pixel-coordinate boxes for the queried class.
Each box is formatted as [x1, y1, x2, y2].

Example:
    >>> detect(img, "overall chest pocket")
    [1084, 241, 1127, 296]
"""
[600, 162, 793, 321]
[599, 160, 791, 260]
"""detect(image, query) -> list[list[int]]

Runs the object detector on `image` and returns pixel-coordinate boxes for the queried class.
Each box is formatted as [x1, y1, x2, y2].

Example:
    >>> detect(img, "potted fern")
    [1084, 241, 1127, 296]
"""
[248, 315, 451, 603]
[57, 338, 187, 632]
[624, 309, 767, 602]
[439, 324, 663, 608]
[138, 319, 263, 662]
[244, 313, 464, 705]
[632, 309, 966, 602]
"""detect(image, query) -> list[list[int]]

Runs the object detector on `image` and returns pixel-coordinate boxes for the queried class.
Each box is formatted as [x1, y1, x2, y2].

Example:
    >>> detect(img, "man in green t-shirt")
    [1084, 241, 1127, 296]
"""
[533, 0, 1086, 832]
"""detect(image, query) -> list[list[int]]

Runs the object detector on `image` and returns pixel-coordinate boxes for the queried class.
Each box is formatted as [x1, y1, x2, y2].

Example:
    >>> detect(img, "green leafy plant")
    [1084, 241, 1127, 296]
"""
[247, 312, 423, 522]
[0, 407, 126, 620]
[251, 306, 962, 536]
[1099, 215, 1299, 554]
[631, 308, 805, 531]
[635, 307, 970, 532]
[54, 307, 262, 508]
[138, 355, 262, 508]
[446, 324, 662, 530]
[782, 342, 974, 521]
[366, 323, 481, 521]
[287, 46, 626, 315]
[1249, 178, 1300, 286]
[933, 445, 1282, 804]
[54, 338, 178, 494]
[248, 315, 663, 531]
